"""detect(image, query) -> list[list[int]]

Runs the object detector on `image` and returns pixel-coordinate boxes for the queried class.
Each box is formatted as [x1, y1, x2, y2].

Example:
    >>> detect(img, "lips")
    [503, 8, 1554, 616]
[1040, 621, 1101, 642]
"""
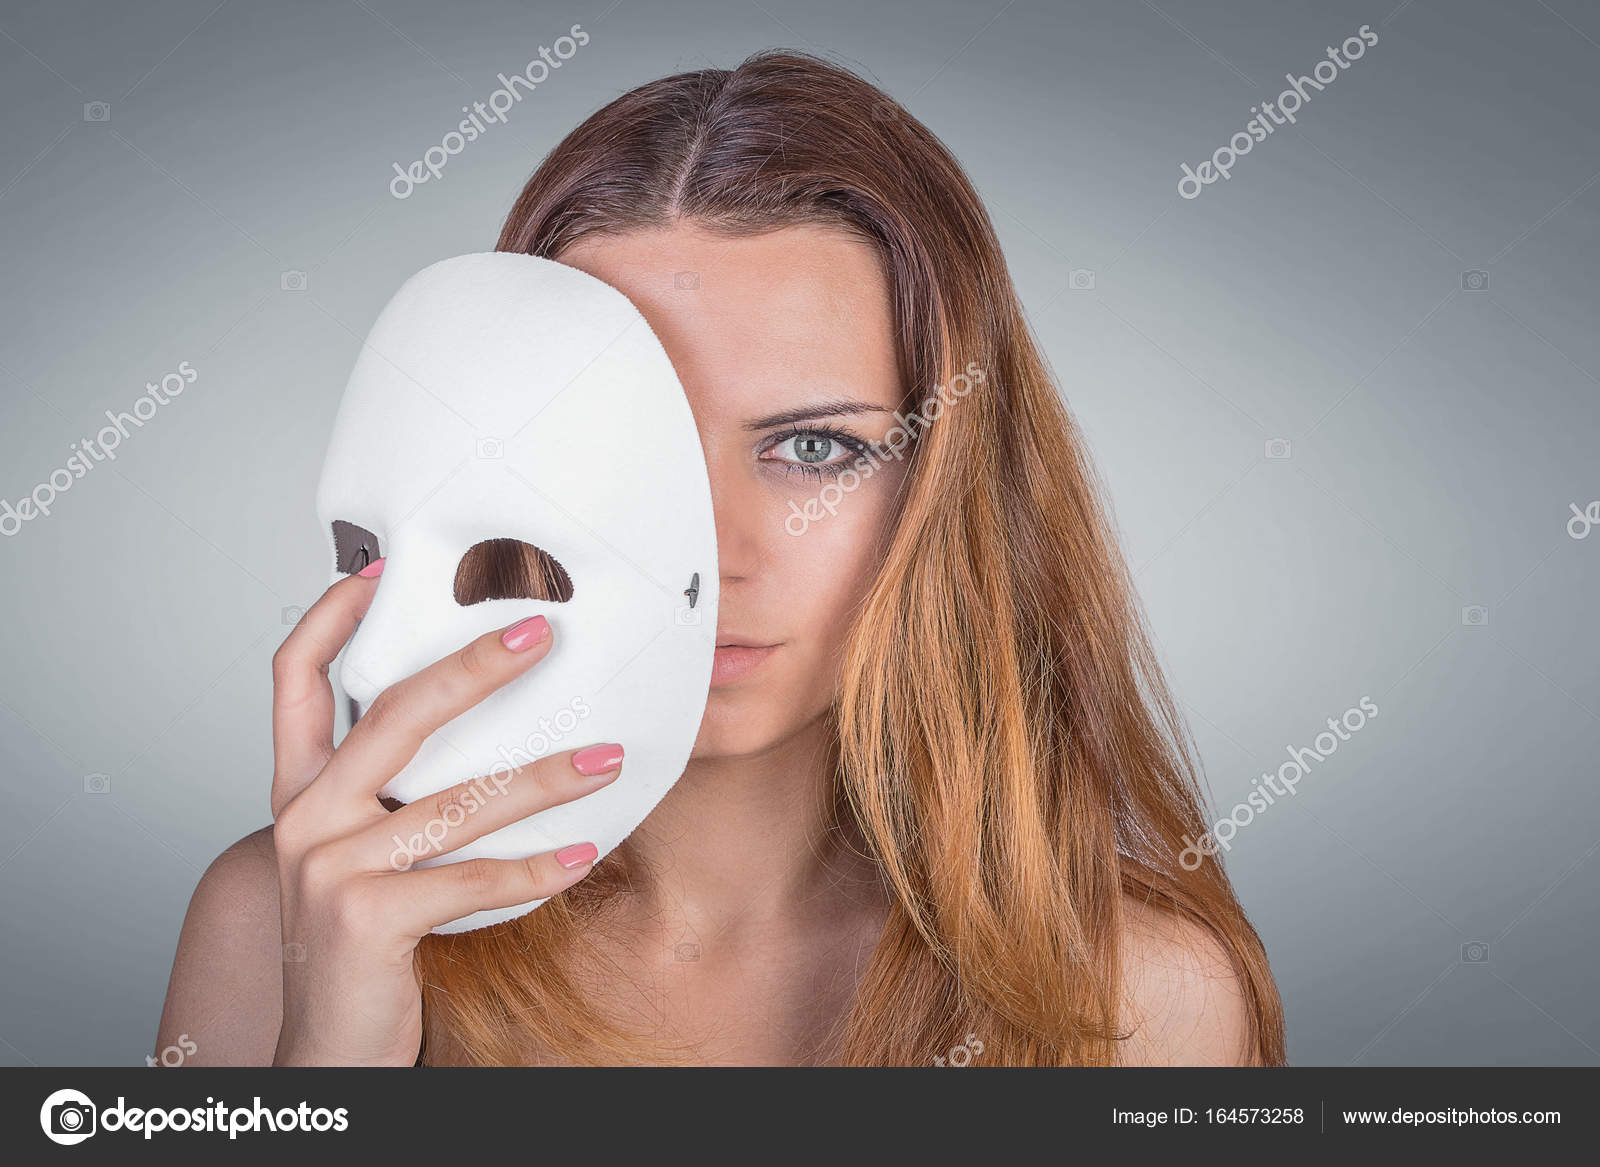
[711, 640, 778, 686]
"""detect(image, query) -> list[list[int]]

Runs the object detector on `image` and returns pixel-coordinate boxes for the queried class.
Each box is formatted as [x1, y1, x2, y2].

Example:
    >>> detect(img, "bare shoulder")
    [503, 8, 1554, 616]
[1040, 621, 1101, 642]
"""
[154, 826, 284, 1066]
[1113, 892, 1255, 1066]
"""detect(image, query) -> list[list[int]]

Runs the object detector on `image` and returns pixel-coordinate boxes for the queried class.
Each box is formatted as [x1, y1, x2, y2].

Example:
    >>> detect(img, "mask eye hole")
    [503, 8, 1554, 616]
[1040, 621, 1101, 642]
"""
[331, 520, 382, 574]
[454, 538, 574, 605]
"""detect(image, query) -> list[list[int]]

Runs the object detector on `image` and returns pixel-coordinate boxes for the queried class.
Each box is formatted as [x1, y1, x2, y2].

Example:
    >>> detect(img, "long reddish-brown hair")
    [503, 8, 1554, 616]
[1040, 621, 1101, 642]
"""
[414, 49, 1285, 1066]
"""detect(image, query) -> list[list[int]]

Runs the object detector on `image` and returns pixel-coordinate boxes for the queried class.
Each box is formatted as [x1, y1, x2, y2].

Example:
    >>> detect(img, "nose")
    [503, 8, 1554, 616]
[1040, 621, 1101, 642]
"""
[336, 532, 453, 706]
[706, 455, 764, 589]
[338, 592, 408, 707]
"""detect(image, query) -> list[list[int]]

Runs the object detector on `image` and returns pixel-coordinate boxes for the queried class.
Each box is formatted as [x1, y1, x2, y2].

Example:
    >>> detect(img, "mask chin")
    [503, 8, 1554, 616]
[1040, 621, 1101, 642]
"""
[315, 252, 719, 934]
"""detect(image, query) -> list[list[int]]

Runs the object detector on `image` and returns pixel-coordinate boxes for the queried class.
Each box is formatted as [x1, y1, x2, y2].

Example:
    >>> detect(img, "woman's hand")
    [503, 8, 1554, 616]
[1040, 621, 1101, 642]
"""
[267, 562, 621, 1066]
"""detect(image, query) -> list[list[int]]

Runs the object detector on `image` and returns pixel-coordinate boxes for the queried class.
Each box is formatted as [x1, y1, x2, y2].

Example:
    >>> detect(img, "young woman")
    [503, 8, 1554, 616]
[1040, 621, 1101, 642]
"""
[157, 50, 1285, 1066]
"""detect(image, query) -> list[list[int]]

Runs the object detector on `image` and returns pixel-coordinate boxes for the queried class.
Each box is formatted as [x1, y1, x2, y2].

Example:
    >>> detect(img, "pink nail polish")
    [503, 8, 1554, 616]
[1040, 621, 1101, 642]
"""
[501, 615, 550, 651]
[556, 842, 598, 869]
[572, 743, 624, 775]
[357, 557, 386, 578]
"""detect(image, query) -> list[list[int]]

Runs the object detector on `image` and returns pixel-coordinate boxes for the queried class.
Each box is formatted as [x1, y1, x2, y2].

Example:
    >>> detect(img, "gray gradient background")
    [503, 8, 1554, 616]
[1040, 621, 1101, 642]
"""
[1, 0, 1596, 1066]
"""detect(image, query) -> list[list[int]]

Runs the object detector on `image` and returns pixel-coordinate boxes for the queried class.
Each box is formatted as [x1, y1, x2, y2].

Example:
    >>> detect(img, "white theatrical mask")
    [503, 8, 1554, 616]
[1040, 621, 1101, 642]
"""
[315, 252, 718, 934]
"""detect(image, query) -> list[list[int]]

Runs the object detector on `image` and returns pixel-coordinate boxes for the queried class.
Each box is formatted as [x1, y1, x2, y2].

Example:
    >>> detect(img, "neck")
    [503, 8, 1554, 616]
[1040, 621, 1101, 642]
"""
[618, 715, 878, 938]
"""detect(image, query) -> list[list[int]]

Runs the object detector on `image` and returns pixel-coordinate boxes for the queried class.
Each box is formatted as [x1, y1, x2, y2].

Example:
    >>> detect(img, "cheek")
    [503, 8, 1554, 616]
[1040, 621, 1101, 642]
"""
[763, 465, 904, 631]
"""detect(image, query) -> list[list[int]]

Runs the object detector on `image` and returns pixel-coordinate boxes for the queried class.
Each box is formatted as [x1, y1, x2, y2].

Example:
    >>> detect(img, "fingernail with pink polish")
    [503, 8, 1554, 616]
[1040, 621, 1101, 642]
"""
[357, 557, 386, 578]
[501, 615, 550, 652]
[572, 743, 624, 776]
[556, 842, 598, 870]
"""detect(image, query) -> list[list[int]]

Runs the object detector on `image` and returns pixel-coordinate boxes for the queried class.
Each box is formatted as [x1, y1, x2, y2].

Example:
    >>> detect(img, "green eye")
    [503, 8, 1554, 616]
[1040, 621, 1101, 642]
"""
[792, 434, 833, 463]
[758, 425, 869, 479]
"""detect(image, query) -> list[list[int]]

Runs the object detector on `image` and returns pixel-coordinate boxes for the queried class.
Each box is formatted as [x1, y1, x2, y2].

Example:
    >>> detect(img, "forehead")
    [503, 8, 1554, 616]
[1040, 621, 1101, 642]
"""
[558, 224, 902, 421]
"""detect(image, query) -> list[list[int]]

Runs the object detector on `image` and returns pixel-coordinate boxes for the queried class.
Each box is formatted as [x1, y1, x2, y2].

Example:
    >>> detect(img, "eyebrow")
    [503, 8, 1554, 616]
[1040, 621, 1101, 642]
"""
[743, 399, 894, 430]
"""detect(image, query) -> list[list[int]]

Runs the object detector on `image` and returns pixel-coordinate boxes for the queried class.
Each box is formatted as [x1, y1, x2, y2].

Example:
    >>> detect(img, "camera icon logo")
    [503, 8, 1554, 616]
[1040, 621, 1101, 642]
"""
[673, 271, 700, 290]
[280, 270, 308, 292]
[476, 436, 504, 460]
[84, 773, 110, 795]
[1264, 438, 1292, 460]
[83, 102, 111, 122]
[1068, 268, 1096, 291]
[283, 942, 307, 963]
[40, 1088, 97, 1145]
[1461, 605, 1489, 627]
[1461, 270, 1489, 291]
[674, 605, 701, 626]
[674, 942, 701, 962]
[282, 605, 306, 625]
[1461, 941, 1490, 963]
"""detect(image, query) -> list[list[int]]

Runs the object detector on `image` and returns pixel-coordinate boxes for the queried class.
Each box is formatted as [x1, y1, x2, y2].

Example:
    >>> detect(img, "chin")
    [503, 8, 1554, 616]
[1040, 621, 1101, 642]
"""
[689, 690, 828, 760]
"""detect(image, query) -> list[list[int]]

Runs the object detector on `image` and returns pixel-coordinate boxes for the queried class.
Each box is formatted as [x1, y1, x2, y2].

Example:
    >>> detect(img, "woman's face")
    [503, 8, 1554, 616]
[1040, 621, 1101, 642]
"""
[558, 223, 909, 758]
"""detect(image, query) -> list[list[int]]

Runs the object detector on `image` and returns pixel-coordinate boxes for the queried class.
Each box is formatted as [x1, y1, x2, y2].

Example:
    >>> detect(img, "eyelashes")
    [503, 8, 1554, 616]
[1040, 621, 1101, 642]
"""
[757, 425, 876, 481]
